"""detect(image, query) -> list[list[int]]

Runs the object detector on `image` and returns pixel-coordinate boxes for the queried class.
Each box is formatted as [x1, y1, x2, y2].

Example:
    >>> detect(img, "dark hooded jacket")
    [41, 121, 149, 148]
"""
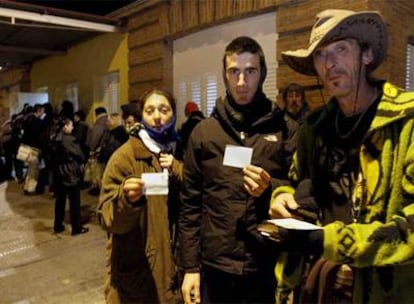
[178, 91, 291, 277]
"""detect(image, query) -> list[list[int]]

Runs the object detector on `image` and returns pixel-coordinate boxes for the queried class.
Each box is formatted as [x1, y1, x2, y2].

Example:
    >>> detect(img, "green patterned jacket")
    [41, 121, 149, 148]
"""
[274, 82, 414, 303]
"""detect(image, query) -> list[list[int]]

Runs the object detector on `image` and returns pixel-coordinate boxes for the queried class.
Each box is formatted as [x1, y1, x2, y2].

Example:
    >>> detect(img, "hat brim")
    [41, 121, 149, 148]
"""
[282, 11, 387, 76]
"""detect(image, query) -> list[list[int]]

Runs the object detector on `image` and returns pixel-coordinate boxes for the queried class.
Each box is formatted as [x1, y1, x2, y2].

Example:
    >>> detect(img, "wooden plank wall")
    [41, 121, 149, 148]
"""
[127, 0, 277, 101]
[127, 2, 171, 100]
[277, 0, 414, 109]
[127, 0, 414, 108]
[372, 0, 414, 88]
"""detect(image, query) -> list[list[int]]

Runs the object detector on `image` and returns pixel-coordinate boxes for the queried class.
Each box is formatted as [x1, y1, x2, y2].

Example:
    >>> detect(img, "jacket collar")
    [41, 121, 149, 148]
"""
[129, 136, 153, 160]
[370, 82, 414, 131]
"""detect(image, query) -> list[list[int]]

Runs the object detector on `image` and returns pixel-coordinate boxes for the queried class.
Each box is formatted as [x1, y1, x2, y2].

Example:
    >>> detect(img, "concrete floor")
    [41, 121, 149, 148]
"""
[0, 180, 107, 304]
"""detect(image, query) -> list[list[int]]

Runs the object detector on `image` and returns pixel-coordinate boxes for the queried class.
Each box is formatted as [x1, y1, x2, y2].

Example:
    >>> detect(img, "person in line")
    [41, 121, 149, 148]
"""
[268, 9, 414, 303]
[178, 36, 290, 304]
[11, 105, 30, 183]
[282, 83, 308, 158]
[0, 115, 14, 181]
[98, 112, 129, 166]
[178, 101, 205, 151]
[86, 107, 108, 196]
[59, 100, 75, 121]
[36, 102, 56, 195]
[20, 104, 46, 194]
[73, 110, 90, 161]
[121, 101, 141, 132]
[97, 89, 183, 303]
[52, 117, 88, 235]
[282, 83, 308, 136]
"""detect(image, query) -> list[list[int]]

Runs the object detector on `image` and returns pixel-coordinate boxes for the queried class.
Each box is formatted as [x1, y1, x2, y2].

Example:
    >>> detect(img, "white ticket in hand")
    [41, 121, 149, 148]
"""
[266, 218, 322, 230]
[141, 170, 169, 195]
[223, 145, 253, 168]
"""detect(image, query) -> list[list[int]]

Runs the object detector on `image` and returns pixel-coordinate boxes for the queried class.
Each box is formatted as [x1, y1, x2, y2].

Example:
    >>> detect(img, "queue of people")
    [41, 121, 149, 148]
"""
[1, 7, 413, 304]
[0, 100, 136, 236]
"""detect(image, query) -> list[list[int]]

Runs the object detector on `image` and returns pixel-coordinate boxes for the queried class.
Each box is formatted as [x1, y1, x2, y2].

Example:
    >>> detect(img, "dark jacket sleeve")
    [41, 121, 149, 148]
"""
[177, 124, 203, 272]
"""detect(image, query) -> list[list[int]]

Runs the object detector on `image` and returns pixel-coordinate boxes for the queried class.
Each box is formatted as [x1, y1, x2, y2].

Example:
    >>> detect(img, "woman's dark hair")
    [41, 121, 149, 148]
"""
[139, 88, 176, 113]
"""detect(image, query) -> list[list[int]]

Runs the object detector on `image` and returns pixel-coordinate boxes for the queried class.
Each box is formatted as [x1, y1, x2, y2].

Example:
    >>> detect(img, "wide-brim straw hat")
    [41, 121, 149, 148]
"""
[282, 9, 388, 76]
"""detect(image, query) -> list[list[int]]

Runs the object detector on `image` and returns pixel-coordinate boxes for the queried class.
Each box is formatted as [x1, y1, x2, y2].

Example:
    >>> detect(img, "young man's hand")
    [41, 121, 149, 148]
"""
[243, 165, 270, 197]
[181, 272, 201, 304]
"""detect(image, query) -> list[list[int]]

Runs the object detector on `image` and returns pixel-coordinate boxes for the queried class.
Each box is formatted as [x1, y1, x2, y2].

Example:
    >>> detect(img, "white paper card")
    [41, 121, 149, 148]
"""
[141, 170, 169, 195]
[266, 218, 322, 230]
[223, 145, 253, 168]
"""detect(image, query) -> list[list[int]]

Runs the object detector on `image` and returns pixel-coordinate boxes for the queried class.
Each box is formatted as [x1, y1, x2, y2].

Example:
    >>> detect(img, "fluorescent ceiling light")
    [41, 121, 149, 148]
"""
[0, 7, 119, 32]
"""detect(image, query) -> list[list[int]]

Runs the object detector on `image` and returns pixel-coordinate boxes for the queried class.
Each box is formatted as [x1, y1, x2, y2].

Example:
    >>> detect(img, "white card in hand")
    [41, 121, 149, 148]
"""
[223, 145, 253, 168]
[266, 218, 322, 230]
[141, 170, 169, 195]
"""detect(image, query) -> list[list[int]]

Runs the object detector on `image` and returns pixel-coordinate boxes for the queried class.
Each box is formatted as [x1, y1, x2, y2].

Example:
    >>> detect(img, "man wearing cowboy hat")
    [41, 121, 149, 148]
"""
[267, 9, 414, 303]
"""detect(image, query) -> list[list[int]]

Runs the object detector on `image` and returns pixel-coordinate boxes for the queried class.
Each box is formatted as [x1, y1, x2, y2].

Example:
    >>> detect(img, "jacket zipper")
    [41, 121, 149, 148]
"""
[240, 131, 246, 144]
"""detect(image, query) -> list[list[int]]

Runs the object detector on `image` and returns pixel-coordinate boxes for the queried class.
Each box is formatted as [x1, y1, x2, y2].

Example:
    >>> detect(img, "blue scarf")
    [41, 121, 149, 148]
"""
[140, 116, 178, 153]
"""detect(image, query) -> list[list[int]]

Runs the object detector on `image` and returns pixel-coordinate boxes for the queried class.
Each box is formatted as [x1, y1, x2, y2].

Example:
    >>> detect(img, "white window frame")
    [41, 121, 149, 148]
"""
[65, 82, 79, 111]
[94, 71, 120, 113]
[8, 84, 20, 115]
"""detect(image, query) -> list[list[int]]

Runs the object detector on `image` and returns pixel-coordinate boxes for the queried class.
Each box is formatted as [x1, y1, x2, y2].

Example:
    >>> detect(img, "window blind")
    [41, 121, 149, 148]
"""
[406, 43, 414, 91]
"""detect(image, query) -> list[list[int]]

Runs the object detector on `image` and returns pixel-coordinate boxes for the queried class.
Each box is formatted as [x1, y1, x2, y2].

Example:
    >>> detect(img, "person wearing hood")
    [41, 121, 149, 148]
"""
[178, 36, 291, 304]
[268, 9, 414, 304]
[97, 89, 183, 303]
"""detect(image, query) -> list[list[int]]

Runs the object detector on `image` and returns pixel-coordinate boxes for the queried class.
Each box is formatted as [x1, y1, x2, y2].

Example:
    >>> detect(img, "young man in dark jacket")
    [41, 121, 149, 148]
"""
[178, 36, 291, 304]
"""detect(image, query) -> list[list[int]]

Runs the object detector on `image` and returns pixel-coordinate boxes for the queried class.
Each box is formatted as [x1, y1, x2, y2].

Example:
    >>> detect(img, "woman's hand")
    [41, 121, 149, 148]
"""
[159, 153, 175, 172]
[123, 177, 144, 203]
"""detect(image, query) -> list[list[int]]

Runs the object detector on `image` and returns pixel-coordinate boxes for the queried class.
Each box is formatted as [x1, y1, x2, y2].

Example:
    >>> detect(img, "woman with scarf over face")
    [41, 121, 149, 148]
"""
[97, 88, 183, 304]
